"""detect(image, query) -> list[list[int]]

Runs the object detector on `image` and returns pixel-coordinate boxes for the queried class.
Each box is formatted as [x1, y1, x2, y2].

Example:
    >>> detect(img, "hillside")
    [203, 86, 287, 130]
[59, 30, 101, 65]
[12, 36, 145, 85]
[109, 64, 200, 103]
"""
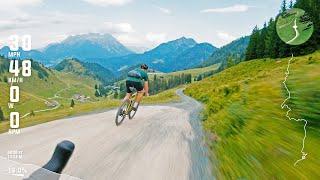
[112, 63, 219, 99]
[201, 36, 250, 67]
[185, 51, 320, 179]
[55, 58, 115, 84]
[0, 47, 46, 64]
[169, 43, 217, 71]
[0, 57, 99, 119]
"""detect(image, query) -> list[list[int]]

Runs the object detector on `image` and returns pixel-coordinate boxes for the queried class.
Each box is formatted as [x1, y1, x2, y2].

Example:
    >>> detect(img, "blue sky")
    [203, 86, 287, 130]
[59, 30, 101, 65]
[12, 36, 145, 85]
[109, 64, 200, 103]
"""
[0, 0, 284, 50]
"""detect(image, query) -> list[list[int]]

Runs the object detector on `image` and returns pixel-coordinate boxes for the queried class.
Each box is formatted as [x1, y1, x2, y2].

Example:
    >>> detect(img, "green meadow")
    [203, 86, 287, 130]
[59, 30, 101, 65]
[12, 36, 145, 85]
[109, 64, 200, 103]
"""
[185, 51, 320, 179]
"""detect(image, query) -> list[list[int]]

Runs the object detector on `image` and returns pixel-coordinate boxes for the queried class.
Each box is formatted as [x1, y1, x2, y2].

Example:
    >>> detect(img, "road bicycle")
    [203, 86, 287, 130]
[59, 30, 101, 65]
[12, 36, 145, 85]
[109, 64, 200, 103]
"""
[115, 88, 140, 126]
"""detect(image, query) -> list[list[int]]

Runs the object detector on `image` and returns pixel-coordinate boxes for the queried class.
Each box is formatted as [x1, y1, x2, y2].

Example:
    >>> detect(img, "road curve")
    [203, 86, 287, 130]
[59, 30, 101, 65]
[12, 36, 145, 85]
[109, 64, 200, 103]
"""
[0, 89, 212, 180]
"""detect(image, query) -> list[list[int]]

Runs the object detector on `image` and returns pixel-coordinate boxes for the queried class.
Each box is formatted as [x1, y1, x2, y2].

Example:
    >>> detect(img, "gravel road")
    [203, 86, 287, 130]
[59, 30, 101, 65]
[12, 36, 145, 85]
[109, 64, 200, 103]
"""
[0, 89, 212, 180]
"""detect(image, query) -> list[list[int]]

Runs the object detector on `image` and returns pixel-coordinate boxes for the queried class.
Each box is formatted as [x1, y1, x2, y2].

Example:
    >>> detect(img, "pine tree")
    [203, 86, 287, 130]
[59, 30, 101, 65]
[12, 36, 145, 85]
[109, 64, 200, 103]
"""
[227, 56, 235, 68]
[0, 107, 4, 121]
[187, 74, 192, 83]
[278, 41, 290, 57]
[245, 26, 260, 60]
[257, 22, 268, 58]
[292, 0, 319, 55]
[70, 99, 75, 108]
[95, 89, 100, 97]
[289, 0, 294, 8]
[197, 75, 203, 81]
[3, 75, 7, 83]
[264, 18, 279, 58]
[281, 0, 287, 12]
[113, 91, 118, 99]
[30, 110, 35, 116]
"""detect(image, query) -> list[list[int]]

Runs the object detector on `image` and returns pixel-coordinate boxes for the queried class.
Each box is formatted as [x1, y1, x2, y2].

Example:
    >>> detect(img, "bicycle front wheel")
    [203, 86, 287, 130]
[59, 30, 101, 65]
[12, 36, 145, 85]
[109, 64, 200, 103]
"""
[115, 101, 128, 126]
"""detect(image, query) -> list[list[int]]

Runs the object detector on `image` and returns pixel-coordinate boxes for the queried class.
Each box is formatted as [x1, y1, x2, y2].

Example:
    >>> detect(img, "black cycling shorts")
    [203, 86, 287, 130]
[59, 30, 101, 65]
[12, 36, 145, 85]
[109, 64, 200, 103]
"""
[126, 80, 143, 93]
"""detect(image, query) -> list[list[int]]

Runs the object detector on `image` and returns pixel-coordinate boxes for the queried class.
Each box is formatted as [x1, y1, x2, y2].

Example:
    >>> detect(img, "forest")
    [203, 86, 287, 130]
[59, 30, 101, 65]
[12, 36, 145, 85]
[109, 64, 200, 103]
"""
[245, 0, 320, 60]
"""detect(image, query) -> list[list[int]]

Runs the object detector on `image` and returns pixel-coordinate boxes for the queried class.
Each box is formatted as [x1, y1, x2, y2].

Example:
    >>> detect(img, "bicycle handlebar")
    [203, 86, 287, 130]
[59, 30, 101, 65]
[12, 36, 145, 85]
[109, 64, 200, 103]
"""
[24, 140, 75, 180]
[43, 140, 75, 173]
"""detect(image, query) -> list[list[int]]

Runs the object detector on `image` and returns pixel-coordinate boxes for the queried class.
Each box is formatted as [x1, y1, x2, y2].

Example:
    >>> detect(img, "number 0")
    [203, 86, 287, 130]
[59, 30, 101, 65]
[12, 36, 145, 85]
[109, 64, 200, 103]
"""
[22, 35, 32, 51]
[10, 112, 20, 129]
[10, 86, 19, 103]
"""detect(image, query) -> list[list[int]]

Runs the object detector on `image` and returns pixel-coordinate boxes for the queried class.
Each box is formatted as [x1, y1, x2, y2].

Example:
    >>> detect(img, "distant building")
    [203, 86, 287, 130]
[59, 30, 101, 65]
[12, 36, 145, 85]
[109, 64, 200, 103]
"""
[73, 94, 90, 102]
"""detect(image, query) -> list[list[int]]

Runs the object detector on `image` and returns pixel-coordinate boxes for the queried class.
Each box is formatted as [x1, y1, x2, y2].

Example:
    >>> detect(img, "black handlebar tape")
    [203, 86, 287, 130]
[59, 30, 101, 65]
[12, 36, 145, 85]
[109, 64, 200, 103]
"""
[24, 140, 75, 180]
[42, 140, 75, 173]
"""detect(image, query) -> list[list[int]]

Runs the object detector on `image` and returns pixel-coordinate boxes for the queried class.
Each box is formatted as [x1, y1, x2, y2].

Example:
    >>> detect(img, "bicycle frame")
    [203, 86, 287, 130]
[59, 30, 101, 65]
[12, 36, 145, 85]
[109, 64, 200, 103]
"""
[125, 92, 137, 115]
[115, 89, 140, 126]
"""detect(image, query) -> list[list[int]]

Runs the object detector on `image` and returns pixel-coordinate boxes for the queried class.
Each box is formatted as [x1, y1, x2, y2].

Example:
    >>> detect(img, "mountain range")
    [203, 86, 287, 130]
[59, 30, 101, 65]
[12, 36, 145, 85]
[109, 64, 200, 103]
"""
[0, 33, 133, 66]
[98, 37, 217, 72]
[0, 33, 248, 73]
[45, 33, 133, 61]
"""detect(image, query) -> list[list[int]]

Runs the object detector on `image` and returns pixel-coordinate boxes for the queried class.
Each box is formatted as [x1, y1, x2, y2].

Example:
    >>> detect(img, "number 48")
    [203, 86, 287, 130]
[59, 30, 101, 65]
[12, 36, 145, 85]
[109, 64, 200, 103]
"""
[9, 60, 32, 77]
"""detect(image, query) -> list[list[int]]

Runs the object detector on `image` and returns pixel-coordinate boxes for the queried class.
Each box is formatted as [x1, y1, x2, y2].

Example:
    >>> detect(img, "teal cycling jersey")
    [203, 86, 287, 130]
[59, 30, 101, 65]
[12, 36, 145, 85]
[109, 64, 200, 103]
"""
[126, 68, 148, 84]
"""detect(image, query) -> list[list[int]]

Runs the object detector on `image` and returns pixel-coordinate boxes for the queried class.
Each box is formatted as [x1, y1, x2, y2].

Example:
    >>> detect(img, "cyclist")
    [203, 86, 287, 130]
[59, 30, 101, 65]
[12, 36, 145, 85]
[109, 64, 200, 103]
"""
[123, 64, 149, 110]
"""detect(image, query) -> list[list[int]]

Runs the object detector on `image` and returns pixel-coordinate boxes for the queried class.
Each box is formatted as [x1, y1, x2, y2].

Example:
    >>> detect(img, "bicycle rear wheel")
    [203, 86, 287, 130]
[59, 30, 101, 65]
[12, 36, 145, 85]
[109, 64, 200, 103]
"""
[115, 101, 128, 126]
[129, 103, 139, 119]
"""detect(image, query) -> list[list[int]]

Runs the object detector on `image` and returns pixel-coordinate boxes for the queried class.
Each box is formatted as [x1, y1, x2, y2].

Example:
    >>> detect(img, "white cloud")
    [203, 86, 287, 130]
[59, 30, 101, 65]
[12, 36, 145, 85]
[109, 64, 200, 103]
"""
[83, 0, 132, 6]
[104, 22, 134, 33]
[116, 34, 141, 45]
[0, 11, 94, 48]
[0, 11, 88, 32]
[0, 15, 40, 31]
[217, 31, 236, 42]
[156, 6, 172, 15]
[0, 0, 43, 7]
[146, 32, 167, 43]
[0, 0, 42, 12]
[201, 4, 250, 13]
[0, 0, 43, 14]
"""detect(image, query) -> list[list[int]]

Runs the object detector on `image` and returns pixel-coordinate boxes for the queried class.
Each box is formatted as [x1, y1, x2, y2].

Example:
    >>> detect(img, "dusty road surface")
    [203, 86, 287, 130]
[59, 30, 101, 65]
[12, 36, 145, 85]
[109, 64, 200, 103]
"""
[0, 90, 212, 180]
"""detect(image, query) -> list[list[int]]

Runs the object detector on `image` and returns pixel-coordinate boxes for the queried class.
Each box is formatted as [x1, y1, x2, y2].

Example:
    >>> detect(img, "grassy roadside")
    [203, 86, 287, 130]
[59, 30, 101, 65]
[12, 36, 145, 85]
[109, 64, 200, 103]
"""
[168, 64, 219, 77]
[185, 51, 320, 179]
[143, 87, 181, 104]
[0, 87, 180, 134]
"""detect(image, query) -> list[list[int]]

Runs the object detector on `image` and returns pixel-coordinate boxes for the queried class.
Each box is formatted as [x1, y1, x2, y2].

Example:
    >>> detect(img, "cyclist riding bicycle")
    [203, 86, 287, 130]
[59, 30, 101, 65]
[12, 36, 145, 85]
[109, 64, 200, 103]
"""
[123, 64, 149, 110]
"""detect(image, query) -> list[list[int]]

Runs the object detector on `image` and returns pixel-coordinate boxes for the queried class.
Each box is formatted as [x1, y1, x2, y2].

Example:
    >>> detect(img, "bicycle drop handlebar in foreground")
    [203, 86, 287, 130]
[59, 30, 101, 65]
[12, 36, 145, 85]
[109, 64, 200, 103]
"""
[24, 140, 75, 180]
